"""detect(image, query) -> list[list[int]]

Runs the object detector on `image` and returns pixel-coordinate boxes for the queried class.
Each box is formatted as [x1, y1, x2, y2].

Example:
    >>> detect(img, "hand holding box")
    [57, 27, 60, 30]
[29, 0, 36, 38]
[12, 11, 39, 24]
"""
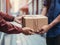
[22, 15, 48, 32]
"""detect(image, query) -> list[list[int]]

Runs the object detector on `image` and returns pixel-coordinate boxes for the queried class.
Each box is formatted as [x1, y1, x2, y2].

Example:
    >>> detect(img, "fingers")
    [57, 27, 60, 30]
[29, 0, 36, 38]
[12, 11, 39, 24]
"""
[22, 27, 46, 35]
[29, 31, 35, 35]
[23, 30, 34, 35]
[39, 29, 45, 34]
[26, 29, 35, 35]
[29, 29, 34, 32]
[22, 27, 35, 35]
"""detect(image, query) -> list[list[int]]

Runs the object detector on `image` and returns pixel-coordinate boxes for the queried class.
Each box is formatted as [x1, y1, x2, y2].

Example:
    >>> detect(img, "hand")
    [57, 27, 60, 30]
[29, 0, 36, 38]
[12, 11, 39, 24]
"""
[22, 27, 34, 35]
[39, 25, 51, 34]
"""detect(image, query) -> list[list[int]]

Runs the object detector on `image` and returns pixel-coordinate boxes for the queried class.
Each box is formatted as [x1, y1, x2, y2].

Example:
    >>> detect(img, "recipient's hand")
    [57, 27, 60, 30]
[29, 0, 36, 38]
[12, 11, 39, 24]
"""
[39, 25, 51, 34]
[22, 27, 34, 35]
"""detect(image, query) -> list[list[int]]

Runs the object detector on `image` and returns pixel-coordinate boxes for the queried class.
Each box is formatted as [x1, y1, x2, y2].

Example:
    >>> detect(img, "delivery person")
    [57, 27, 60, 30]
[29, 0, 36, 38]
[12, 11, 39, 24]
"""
[0, 12, 34, 35]
[39, 0, 60, 45]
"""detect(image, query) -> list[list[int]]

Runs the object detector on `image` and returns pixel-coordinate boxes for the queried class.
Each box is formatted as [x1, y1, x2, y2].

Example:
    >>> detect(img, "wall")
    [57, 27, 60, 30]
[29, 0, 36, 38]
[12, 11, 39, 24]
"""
[0, 0, 6, 12]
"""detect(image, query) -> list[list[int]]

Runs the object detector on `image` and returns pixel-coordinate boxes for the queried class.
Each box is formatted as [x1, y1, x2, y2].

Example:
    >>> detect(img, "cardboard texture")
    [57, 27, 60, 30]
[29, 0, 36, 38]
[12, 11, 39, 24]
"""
[22, 15, 48, 32]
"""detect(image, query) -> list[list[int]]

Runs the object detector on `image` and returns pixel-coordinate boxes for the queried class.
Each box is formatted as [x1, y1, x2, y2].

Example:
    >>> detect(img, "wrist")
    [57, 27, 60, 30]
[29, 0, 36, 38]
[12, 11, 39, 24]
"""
[20, 28, 24, 33]
[49, 24, 53, 29]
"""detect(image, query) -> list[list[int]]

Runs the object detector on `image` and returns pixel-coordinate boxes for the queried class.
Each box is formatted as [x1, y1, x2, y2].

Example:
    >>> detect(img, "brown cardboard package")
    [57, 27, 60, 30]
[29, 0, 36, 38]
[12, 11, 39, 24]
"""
[22, 15, 48, 32]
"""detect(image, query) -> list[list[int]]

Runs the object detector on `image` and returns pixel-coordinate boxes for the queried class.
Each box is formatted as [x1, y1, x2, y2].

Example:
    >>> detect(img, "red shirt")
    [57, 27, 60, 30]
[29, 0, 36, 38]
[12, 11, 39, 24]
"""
[0, 12, 23, 34]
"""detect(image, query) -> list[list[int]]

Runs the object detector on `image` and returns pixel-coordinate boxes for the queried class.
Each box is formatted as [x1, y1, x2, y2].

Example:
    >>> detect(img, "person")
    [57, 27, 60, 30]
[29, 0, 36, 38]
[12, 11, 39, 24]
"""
[39, 0, 60, 45]
[0, 12, 34, 35]
[9, 0, 29, 15]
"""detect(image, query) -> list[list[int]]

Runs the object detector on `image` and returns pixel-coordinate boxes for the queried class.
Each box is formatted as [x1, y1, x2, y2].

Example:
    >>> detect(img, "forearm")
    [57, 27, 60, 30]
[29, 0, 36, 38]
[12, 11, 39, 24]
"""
[0, 16, 23, 34]
[41, 6, 48, 16]
[49, 15, 60, 29]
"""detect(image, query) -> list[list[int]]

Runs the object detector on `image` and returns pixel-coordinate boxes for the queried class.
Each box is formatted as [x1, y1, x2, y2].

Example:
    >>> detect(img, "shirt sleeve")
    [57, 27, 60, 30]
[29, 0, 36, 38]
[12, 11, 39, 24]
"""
[0, 12, 14, 21]
[43, 0, 48, 6]
[0, 16, 23, 34]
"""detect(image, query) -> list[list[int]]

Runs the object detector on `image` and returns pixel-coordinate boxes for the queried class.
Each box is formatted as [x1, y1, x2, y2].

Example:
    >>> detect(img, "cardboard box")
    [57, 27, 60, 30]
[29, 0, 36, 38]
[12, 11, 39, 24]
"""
[22, 15, 48, 32]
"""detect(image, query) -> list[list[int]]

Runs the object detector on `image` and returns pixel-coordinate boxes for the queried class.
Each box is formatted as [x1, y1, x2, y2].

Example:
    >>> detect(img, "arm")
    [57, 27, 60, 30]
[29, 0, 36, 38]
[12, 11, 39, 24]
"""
[0, 16, 23, 34]
[41, 6, 48, 16]
[41, 0, 60, 29]
[0, 16, 34, 34]
[39, 15, 60, 34]
[39, 0, 60, 34]
[41, 0, 49, 16]
[0, 12, 14, 21]
[49, 15, 60, 29]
